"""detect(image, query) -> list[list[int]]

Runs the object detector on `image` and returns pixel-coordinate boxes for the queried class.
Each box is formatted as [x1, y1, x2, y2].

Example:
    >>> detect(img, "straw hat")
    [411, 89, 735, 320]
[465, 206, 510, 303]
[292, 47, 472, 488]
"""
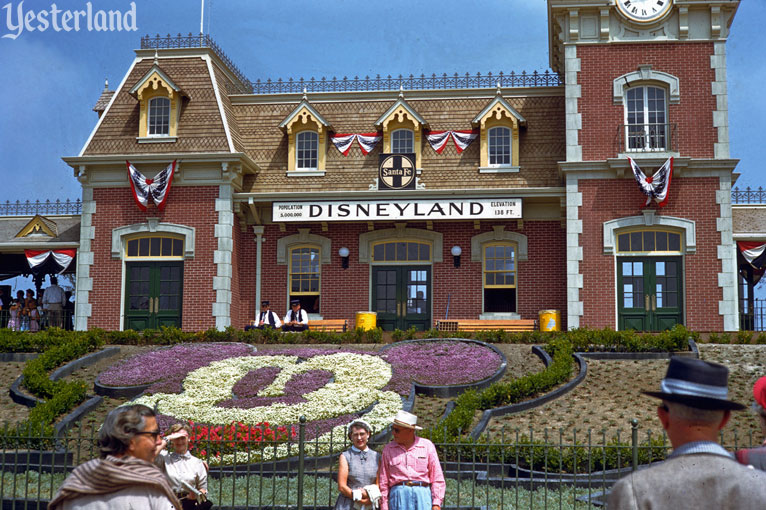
[390, 410, 422, 430]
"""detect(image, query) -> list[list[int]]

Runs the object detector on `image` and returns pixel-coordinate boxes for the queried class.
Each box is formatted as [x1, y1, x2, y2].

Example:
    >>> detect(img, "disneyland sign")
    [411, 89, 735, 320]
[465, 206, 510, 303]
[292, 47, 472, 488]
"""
[273, 198, 522, 222]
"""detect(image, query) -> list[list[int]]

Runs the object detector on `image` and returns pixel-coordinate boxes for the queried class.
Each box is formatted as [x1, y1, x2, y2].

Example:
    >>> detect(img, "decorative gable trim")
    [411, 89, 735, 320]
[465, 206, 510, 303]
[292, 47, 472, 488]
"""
[279, 99, 331, 134]
[128, 64, 184, 99]
[16, 215, 57, 238]
[472, 93, 527, 127]
[374, 95, 427, 130]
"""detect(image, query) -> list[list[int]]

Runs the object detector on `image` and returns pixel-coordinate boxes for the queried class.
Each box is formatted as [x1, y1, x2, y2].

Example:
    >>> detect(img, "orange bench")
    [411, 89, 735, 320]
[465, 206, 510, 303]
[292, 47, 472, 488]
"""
[308, 319, 348, 332]
[435, 319, 538, 332]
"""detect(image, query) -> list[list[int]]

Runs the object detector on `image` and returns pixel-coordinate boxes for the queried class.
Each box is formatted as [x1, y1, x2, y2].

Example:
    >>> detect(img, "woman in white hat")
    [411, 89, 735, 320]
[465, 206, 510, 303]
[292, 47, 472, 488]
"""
[335, 420, 381, 510]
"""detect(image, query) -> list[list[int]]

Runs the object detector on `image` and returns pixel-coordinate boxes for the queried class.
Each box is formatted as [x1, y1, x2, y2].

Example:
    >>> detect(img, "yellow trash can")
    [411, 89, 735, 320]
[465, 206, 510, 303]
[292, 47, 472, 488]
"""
[539, 310, 561, 332]
[355, 311, 377, 331]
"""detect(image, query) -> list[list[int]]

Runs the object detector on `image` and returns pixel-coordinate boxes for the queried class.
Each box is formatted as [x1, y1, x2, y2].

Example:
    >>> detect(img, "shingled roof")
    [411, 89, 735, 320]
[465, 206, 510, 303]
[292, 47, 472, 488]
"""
[93, 80, 115, 115]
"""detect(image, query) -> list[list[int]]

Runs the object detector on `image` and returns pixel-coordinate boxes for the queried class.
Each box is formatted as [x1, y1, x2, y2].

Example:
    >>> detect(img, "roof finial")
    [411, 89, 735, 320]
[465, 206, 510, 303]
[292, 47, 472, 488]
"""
[104, 78, 109, 91]
[153, 49, 159, 65]
[399, 84, 404, 98]
[496, 82, 502, 96]
[302, 87, 308, 101]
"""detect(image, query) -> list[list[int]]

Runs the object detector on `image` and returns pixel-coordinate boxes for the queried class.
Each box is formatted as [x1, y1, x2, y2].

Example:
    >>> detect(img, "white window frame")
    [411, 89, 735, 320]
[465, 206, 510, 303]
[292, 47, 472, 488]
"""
[147, 97, 171, 137]
[296, 131, 319, 170]
[624, 85, 668, 152]
[392, 129, 414, 154]
[488, 126, 512, 166]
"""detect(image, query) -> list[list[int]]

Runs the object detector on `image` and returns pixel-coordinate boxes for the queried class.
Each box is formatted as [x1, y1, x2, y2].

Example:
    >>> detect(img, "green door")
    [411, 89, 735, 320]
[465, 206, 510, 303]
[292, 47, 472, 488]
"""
[125, 261, 183, 330]
[372, 266, 431, 331]
[618, 257, 682, 331]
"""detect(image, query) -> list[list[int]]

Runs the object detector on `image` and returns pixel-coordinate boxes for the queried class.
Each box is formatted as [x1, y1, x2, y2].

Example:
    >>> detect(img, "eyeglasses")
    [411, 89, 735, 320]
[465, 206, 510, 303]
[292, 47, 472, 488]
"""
[392, 426, 404, 433]
[136, 430, 162, 440]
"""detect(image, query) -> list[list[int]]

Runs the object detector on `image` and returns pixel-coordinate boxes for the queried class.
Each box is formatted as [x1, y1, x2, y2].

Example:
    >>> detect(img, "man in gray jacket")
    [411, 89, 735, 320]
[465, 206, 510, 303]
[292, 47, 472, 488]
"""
[608, 356, 766, 509]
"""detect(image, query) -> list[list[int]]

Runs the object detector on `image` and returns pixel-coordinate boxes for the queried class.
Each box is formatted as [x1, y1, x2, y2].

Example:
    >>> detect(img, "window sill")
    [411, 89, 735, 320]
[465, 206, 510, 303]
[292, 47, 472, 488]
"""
[287, 170, 326, 177]
[480, 312, 521, 320]
[479, 165, 520, 174]
[618, 151, 678, 159]
[137, 136, 177, 144]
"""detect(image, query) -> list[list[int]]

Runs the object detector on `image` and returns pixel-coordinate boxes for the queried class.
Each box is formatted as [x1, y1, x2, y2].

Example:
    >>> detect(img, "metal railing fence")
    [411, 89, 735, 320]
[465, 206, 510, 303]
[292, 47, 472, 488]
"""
[740, 298, 766, 332]
[0, 310, 74, 331]
[1, 420, 763, 509]
[617, 123, 677, 154]
[732, 186, 766, 204]
[0, 199, 81, 216]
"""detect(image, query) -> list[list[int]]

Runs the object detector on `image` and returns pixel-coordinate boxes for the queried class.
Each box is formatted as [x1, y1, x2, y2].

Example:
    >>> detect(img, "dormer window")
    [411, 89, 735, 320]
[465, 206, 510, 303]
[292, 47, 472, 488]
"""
[473, 92, 526, 173]
[279, 96, 331, 175]
[375, 94, 427, 167]
[129, 61, 185, 143]
[488, 126, 511, 166]
[296, 131, 319, 169]
[392, 129, 414, 154]
[148, 97, 171, 136]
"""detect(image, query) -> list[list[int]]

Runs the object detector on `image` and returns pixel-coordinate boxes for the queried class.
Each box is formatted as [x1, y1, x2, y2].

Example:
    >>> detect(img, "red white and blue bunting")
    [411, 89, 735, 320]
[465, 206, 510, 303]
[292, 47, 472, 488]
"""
[331, 133, 382, 156]
[426, 130, 478, 154]
[629, 157, 673, 207]
[24, 249, 75, 274]
[738, 241, 766, 285]
[126, 160, 176, 211]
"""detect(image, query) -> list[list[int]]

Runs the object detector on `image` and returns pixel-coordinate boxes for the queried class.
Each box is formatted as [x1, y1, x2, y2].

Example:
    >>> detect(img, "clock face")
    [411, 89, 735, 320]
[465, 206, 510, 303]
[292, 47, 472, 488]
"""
[615, 0, 673, 23]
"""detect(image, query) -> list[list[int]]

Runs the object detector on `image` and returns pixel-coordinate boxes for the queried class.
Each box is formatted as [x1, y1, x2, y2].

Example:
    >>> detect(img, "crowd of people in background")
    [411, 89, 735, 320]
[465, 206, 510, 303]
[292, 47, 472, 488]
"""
[0, 276, 73, 331]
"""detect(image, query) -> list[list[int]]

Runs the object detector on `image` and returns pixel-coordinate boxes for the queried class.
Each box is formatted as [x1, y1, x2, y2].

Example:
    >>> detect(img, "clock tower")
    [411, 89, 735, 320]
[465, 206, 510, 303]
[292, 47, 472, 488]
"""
[547, 0, 742, 331]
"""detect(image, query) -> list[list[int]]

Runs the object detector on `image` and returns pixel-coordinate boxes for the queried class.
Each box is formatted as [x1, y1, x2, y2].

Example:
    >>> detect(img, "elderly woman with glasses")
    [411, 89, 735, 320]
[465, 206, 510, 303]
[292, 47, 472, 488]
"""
[335, 419, 381, 510]
[736, 376, 766, 470]
[48, 404, 180, 509]
[156, 423, 210, 510]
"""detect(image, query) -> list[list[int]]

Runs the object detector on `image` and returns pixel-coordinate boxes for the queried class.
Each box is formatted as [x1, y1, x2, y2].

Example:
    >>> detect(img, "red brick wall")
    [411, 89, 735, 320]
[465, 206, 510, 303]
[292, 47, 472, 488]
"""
[237, 221, 567, 329]
[89, 186, 218, 331]
[577, 42, 717, 161]
[578, 177, 722, 330]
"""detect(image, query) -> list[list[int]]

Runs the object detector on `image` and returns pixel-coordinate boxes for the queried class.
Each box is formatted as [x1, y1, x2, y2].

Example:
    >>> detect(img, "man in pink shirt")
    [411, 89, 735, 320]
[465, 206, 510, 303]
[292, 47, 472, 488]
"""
[379, 411, 446, 510]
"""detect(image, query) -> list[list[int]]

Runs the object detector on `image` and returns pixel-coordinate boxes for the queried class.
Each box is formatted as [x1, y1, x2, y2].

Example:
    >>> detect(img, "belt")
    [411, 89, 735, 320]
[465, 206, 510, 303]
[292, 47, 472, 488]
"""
[393, 481, 430, 488]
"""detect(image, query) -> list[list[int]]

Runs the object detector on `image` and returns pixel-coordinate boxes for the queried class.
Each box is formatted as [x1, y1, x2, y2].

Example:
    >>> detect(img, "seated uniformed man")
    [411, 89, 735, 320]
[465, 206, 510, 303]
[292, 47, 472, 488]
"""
[282, 299, 309, 332]
[245, 300, 282, 331]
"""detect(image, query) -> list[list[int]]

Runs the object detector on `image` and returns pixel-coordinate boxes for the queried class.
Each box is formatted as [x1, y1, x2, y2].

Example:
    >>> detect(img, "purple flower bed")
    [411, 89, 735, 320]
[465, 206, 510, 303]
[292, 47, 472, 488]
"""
[219, 369, 333, 408]
[232, 367, 282, 398]
[382, 341, 502, 393]
[98, 343, 256, 394]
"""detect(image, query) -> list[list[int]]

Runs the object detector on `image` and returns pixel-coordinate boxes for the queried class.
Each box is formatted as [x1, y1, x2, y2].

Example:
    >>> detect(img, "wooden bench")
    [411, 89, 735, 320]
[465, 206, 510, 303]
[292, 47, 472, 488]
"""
[435, 319, 538, 332]
[308, 319, 348, 332]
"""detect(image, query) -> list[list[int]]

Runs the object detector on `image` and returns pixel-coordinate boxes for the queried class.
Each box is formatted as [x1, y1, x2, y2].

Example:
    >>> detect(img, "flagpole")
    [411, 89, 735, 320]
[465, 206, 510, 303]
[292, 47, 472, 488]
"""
[199, 0, 204, 34]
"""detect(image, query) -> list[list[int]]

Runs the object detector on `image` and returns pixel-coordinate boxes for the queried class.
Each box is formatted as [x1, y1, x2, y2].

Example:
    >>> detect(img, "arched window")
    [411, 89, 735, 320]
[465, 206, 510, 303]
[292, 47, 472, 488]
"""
[125, 235, 184, 259]
[616, 229, 682, 254]
[625, 86, 668, 152]
[289, 246, 320, 313]
[371, 241, 431, 263]
[483, 243, 516, 313]
[296, 131, 319, 169]
[488, 126, 511, 166]
[148, 97, 171, 136]
[392, 129, 414, 154]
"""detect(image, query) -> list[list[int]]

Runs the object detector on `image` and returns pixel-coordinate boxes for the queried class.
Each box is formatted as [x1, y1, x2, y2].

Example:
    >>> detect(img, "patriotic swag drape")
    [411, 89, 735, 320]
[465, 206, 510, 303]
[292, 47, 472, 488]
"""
[126, 160, 177, 211]
[738, 241, 766, 285]
[24, 249, 75, 273]
[331, 134, 382, 155]
[426, 130, 478, 154]
[629, 157, 673, 207]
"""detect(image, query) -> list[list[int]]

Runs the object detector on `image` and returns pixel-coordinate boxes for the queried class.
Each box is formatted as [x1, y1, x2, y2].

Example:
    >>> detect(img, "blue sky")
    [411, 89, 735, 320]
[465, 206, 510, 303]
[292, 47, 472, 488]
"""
[0, 0, 763, 203]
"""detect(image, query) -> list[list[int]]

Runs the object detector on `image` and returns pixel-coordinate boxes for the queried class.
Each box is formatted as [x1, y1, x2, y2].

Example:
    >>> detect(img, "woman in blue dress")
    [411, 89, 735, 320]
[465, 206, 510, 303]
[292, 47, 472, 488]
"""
[335, 420, 380, 510]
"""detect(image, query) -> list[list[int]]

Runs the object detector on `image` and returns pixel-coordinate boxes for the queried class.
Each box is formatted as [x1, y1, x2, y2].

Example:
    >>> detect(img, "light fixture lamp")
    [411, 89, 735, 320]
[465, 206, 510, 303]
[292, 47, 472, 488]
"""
[451, 245, 462, 268]
[339, 247, 350, 269]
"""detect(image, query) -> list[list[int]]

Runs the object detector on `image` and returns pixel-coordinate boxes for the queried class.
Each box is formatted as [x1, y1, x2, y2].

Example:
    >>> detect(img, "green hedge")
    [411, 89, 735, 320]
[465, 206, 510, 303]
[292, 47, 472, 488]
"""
[423, 338, 574, 442]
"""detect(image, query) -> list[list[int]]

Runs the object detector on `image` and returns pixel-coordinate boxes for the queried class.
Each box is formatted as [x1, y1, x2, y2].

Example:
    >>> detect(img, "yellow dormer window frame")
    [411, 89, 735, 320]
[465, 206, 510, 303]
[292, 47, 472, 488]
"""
[280, 99, 331, 174]
[376, 95, 427, 167]
[129, 63, 184, 141]
[473, 94, 526, 171]
[284, 107, 327, 171]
